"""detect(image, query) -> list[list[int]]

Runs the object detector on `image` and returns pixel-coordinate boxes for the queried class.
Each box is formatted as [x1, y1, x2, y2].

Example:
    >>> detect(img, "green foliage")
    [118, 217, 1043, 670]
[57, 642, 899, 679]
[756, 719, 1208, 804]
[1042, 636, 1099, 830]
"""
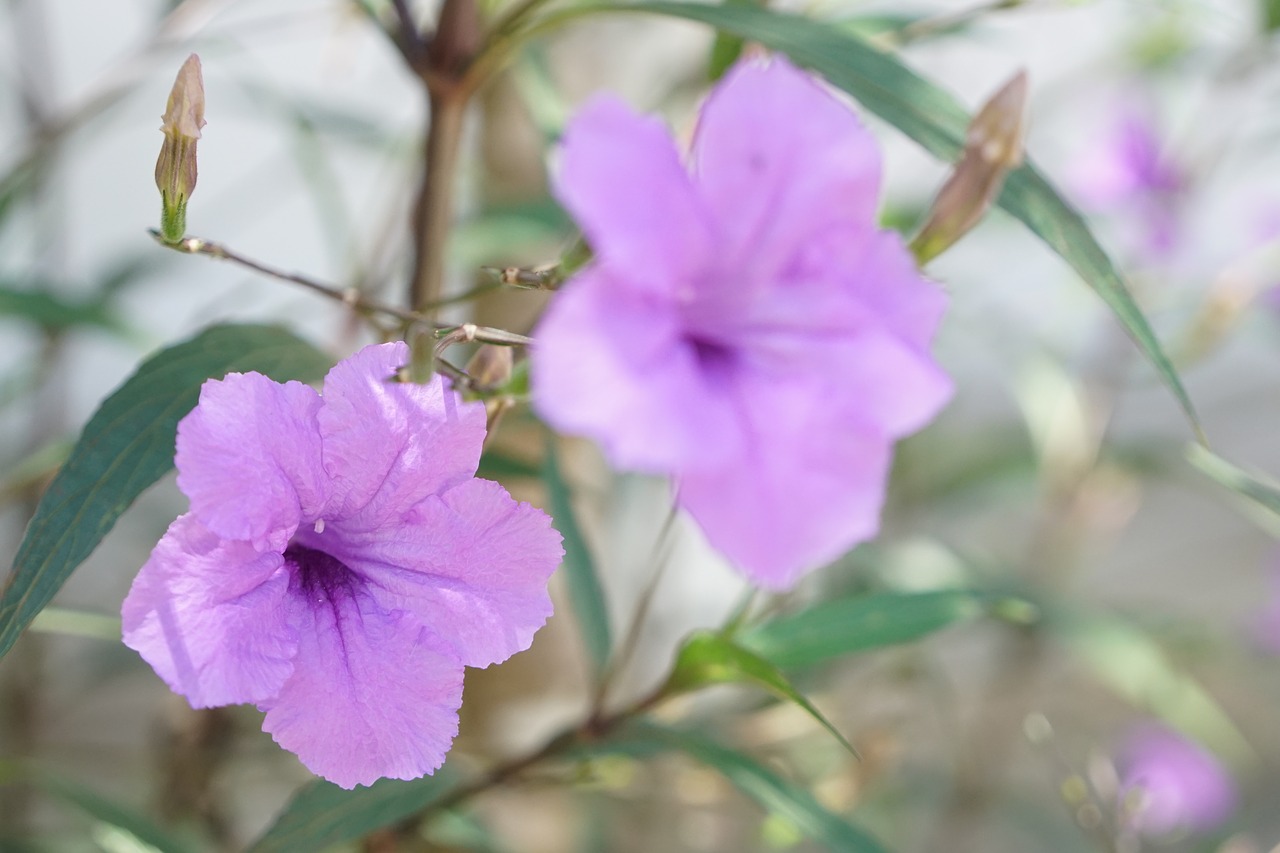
[542, 436, 612, 674]
[249, 772, 457, 853]
[0, 285, 118, 333]
[742, 590, 986, 669]
[581, 723, 890, 852]
[0, 324, 332, 663]
[1187, 444, 1280, 523]
[666, 630, 855, 755]
[35, 771, 197, 853]
[612, 1, 1202, 440]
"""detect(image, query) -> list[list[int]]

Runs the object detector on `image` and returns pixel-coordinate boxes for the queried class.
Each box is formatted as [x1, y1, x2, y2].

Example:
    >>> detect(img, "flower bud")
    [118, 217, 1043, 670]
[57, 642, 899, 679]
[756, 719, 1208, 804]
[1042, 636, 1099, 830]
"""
[464, 344, 514, 390]
[155, 54, 206, 244]
[910, 70, 1028, 264]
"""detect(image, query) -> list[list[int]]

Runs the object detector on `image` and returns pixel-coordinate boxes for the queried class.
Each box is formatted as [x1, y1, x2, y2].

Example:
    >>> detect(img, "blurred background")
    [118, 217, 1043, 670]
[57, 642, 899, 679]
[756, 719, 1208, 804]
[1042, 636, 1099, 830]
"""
[3, 0, 1280, 851]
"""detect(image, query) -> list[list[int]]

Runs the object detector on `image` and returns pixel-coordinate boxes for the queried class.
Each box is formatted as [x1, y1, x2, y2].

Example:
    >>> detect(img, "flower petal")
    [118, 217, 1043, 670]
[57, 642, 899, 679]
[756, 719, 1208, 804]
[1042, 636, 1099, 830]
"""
[260, 585, 463, 789]
[318, 342, 486, 527]
[176, 372, 326, 549]
[677, 369, 893, 590]
[555, 96, 714, 291]
[122, 515, 295, 707]
[532, 267, 743, 472]
[691, 57, 882, 281]
[321, 478, 563, 669]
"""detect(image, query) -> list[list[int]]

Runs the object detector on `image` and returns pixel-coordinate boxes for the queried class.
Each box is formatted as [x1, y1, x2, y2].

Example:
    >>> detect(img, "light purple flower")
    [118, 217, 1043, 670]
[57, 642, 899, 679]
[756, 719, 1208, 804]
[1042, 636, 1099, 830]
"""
[1071, 98, 1186, 258]
[531, 57, 952, 590]
[1117, 724, 1237, 836]
[122, 342, 563, 789]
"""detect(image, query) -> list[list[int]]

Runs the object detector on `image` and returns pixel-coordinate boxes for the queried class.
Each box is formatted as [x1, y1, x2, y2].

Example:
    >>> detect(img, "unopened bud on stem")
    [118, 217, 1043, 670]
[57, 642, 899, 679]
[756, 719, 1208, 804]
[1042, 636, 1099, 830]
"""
[910, 70, 1028, 265]
[155, 54, 206, 244]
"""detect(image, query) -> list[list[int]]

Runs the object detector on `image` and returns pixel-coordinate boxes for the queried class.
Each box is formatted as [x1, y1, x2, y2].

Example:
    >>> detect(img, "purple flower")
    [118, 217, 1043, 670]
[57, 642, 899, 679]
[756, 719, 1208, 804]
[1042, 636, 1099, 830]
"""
[531, 57, 952, 590]
[122, 342, 563, 789]
[1117, 724, 1237, 836]
[1071, 98, 1186, 258]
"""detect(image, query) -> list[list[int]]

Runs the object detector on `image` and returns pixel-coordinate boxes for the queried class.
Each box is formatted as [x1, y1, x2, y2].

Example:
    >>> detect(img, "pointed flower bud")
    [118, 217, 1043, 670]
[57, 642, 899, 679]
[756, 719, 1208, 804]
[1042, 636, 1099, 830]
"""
[155, 54, 206, 244]
[910, 70, 1028, 265]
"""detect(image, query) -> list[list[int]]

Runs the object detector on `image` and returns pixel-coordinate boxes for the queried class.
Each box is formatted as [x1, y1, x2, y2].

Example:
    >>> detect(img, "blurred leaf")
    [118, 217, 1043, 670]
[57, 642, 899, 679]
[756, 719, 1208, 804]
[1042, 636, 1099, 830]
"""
[1265, 0, 1280, 30]
[0, 285, 117, 333]
[37, 772, 195, 853]
[1187, 445, 1280, 520]
[741, 590, 986, 669]
[0, 437, 72, 502]
[1056, 611, 1254, 769]
[666, 631, 856, 755]
[707, 0, 760, 80]
[616, 1, 1202, 440]
[477, 448, 542, 481]
[0, 325, 331, 663]
[542, 436, 612, 674]
[582, 723, 889, 852]
[249, 771, 456, 853]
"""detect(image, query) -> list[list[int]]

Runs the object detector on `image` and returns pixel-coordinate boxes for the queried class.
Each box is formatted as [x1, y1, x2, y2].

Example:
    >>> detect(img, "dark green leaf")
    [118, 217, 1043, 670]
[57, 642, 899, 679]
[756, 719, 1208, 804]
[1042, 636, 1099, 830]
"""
[613, 1, 1201, 440]
[667, 631, 855, 754]
[0, 324, 331, 662]
[741, 590, 985, 669]
[578, 723, 889, 852]
[542, 436, 612, 673]
[249, 771, 456, 853]
[1186, 444, 1280, 520]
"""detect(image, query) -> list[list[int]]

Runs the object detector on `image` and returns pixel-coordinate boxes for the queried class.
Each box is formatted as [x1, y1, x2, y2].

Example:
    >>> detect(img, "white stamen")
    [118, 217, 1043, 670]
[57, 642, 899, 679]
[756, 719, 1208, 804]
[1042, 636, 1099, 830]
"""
[314, 518, 325, 534]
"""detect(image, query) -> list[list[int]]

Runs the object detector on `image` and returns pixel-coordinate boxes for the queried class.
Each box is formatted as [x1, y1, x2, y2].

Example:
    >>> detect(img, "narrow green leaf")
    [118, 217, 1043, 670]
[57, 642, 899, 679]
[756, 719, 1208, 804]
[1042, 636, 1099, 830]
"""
[580, 723, 889, 853]
[249, 771, 456, 853]
[37, 772, 196, 853]
[0, 324, 331, 662]
[742, 590, 985, 669]
[1186, 444, 1280, 520]
[667, 631, 856, 755]
[542, 437, 612, 673]
[608, 1, 1201, 440]
[1055, 611, 1254, 769]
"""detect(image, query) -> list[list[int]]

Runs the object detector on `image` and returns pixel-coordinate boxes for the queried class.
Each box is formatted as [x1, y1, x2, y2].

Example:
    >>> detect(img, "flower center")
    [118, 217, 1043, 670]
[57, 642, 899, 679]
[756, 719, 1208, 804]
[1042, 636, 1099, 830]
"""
[685, 333, 736, 375]
[284, 542, 357, 599]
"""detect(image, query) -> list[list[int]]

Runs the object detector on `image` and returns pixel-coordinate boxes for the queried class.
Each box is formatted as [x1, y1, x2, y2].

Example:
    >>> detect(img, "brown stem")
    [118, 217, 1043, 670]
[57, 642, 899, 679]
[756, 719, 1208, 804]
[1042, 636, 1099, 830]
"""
[409, 90, 468, 313]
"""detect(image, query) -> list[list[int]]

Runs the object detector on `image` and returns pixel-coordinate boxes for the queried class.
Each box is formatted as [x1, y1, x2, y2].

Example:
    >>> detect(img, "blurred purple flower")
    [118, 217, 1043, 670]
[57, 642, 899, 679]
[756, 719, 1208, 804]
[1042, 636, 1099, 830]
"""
[1071, 98, 1186, 258]
[1117, 724, 1237, 836]
[532, 57, 952, 590]
[123, 342, 563, 789]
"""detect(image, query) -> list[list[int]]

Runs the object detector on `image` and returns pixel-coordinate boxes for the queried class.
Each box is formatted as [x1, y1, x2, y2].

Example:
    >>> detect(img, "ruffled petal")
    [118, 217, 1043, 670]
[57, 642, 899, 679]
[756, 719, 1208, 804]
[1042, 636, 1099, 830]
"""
[532, 266, 743, 472]
[317, 478, 562, 669]
[318, 342, 486, 528]
[176, 373, 327, 549]
[691, 57, 882, 282]
[122, 515, 296, 707]
[676, 368, 893, 590]
[834, 230, 950, 353]
[260, 584, 463, 789]
[555, 96, 714, 291]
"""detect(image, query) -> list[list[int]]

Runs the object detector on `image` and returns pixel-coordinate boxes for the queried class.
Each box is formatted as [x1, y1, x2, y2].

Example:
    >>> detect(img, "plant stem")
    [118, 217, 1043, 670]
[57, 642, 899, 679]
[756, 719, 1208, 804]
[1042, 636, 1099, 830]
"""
[409, 89, 469, 313]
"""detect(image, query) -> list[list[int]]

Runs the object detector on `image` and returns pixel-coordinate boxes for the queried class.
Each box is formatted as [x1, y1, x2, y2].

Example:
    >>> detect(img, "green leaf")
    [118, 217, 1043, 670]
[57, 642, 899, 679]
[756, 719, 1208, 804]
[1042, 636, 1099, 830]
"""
[36, 772, 196, 853]
[667, 631, 856, 755]
[0, 285, 118, 332]
[1186, 444, 1280, 520]
[0, 324, 331, 663]
[741, 590, 985, 669]
[581, 723, 889, 852]
[542, 436, 612, 673]
[249, 771, 456, 853]
[608, 1, 1201, 440]
[1055, 610, 1254, 769]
